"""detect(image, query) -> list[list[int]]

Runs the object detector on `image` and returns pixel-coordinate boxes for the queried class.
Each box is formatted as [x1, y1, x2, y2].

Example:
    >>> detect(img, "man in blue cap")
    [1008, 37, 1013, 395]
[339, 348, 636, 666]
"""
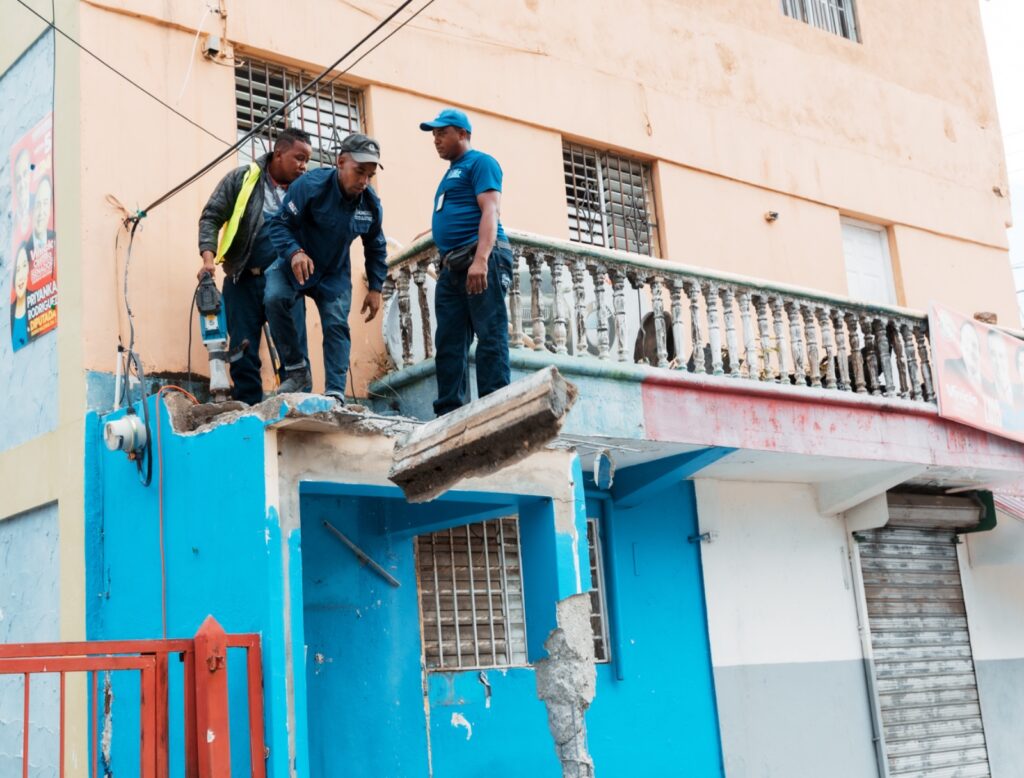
[265, 133, 388, 401]
[420, 107, 513, 416]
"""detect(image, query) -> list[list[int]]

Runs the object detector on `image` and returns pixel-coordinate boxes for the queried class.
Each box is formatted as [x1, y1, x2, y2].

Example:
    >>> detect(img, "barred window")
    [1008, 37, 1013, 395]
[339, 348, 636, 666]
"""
[235, 57, 364, 167]
[563, 141, 660, 257]
[416, 518, 527, 670]
[587, 519, 611, 662]
[781, 0, 859, 42]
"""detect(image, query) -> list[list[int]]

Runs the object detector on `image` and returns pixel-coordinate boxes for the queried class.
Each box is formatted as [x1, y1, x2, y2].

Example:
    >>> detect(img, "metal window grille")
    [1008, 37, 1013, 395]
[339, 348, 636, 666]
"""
[416, 517, 528, 670]
[235, 57, 364, 167]
[587, 518, 611, 662]
[563, 141, 660, 257]
[781, 0, 859, 42]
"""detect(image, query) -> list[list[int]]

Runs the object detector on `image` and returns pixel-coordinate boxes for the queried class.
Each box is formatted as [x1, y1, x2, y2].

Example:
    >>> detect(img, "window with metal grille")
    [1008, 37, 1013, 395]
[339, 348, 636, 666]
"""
[235, 57, 364, 167]
[415, 518, 528, 670]
[781, 0, 859, 42]
[587, 518, 611, 662]
[563, 141, 660, 257]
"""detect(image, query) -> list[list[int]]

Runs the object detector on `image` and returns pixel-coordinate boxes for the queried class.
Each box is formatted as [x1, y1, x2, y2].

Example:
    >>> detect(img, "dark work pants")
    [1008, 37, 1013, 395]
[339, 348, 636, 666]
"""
[432, 245, 514, 416]
[264, 260, 353, 397]
[222, 270, 307, 405]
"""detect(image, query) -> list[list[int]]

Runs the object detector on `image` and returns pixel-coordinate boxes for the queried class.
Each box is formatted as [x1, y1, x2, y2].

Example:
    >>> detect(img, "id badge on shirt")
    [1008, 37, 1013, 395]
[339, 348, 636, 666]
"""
[435, 193, 445, 212]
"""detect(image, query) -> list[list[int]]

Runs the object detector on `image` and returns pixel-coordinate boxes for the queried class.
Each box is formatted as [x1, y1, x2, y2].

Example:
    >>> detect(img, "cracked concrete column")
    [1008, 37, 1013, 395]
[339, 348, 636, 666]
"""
[535, 593, 597, 778]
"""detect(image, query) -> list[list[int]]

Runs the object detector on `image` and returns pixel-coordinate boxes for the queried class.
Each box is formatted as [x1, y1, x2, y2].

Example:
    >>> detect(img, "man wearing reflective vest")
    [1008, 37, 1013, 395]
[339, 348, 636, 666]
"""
[196, 127, 312, 404]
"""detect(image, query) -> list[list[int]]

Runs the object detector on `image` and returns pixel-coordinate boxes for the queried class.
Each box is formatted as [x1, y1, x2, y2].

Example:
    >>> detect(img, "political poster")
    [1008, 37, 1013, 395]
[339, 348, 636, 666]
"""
[930, 303, 1024, 443]
[9, 113, 56, 351]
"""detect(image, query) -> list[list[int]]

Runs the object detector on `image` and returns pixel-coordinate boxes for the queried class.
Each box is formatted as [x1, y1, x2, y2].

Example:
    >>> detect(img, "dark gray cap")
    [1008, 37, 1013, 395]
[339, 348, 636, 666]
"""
[338, 133, 383, 167]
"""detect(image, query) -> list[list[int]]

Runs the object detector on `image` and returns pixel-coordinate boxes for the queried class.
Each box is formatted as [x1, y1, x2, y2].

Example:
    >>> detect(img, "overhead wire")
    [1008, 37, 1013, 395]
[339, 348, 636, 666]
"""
[13, 0, 230, 147]
[134, 0, 424, 221]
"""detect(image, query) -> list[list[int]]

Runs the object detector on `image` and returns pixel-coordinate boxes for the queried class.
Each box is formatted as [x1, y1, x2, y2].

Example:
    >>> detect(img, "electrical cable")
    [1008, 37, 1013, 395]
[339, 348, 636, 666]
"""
[13, 0, 230, 146]
[176, 2, 216, 103]
[186, 278, 202, 394]
[133, 0, 425, 220]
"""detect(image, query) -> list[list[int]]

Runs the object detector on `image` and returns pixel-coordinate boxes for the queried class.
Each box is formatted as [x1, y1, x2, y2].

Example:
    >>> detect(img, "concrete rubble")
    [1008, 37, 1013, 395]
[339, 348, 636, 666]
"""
[535, 593, 598, 778]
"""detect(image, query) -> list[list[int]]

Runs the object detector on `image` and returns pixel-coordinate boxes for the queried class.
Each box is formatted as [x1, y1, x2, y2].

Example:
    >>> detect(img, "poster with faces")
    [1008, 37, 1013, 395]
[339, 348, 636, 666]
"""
[930, 303, 1024, 443]
[9, 113, 56, 351]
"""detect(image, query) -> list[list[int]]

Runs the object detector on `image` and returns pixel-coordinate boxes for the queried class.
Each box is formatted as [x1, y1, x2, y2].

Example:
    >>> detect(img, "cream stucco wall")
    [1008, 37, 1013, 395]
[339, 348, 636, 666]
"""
[67, 0, 1016, 395]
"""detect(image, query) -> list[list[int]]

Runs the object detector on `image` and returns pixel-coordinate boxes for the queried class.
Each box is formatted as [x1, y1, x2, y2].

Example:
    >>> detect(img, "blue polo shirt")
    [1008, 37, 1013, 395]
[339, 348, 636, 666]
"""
[431, 149, 507, 254]
[268, 167, 388, 295]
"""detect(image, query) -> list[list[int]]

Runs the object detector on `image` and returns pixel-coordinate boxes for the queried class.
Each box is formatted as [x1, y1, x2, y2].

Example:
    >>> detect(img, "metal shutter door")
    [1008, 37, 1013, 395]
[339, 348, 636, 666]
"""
[857, 526, 992, 778]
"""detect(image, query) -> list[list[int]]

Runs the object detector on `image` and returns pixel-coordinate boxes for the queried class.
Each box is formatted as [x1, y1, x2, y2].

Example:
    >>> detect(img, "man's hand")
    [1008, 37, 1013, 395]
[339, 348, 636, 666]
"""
[361, 290, 382, 322]
[466, 254, 488, 295]
[291, 251, 314, 285]
[198, 250, 217, 281]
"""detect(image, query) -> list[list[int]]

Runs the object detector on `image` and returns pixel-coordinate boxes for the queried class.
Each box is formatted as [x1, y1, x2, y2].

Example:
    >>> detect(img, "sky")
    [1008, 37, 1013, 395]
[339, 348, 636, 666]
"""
[979, 0, 1024, 326]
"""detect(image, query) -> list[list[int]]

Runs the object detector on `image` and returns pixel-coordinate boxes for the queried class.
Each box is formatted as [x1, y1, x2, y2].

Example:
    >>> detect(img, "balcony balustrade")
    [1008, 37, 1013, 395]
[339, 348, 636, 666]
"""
[381, 231, 936, 405]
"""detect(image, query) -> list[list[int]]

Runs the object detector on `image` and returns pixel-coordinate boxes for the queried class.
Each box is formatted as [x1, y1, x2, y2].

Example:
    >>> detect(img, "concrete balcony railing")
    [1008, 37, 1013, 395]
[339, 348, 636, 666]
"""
[381, 230, 936, 405]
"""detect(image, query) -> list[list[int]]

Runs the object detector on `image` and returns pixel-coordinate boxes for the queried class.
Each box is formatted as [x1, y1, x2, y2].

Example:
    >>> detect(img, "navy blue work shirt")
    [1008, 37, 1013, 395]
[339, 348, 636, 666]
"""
[268, 167, 388, 296]
[430, 149, 507, 255]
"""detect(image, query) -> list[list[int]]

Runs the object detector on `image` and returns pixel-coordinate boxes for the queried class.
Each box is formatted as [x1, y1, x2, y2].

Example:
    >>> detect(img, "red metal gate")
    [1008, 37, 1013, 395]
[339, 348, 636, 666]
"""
[0, 615, 266, 778]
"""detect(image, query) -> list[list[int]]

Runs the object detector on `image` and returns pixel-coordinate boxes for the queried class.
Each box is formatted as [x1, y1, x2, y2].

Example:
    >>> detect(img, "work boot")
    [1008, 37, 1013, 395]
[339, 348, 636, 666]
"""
[277, 368, 312, 395]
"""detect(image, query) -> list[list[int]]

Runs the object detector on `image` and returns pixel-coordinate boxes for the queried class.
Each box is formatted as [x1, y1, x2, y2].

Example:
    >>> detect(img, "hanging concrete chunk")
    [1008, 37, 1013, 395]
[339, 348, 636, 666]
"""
[388, 366, 578, 502]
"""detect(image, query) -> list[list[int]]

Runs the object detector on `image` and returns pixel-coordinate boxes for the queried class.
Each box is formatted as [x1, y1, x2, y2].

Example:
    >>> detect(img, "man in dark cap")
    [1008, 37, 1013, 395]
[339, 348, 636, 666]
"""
[420, 108, 513, 416]
[266, 133, 388, 400]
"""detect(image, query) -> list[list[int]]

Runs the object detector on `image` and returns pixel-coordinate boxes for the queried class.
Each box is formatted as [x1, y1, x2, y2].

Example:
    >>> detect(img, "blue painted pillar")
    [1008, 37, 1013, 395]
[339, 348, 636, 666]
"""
[518, 455, 592, 662]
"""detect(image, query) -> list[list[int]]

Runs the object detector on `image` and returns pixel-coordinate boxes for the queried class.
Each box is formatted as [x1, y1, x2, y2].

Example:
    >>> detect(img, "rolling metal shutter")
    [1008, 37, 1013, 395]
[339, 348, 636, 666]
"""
[856, 506, 992, 777]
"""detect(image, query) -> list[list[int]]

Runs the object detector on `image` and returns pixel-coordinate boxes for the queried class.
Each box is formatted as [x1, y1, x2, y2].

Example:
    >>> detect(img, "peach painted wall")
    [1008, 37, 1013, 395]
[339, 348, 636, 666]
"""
[74, 0, 1015, 395]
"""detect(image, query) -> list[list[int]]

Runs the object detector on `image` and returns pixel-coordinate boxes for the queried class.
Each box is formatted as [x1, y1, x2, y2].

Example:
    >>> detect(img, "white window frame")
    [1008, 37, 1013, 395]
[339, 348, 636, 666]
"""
[234, 57, 364, 167]
[841, 216, 898, 307]
[415, 517, 528, 671]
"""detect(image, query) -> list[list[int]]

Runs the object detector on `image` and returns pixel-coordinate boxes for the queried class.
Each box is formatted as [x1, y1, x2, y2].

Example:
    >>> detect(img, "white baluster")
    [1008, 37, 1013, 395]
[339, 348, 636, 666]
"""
[671, 280, 686, 370]
[741, 291, 758, 380]
[590, 263, 611, 360]
[721, 286, 740, 377]
[650, 275, 669, 368]
[687, 281, 705, 374]
[509, 251, 524, 349]
[705, 282, 724, 376]
[611, 269, 629, 362]
[527, 253, 546, 352]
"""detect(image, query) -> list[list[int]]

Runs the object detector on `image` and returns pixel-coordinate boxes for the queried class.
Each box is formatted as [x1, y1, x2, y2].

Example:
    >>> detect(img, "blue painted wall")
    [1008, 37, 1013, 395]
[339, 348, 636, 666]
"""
[587, 482, 725, 776]
[300, 494, 431, 778]
[0, 503, 60, 776]
[298, 478, 722, 776]
[86, 401, 292, 777]
[0, 31, 57, 454]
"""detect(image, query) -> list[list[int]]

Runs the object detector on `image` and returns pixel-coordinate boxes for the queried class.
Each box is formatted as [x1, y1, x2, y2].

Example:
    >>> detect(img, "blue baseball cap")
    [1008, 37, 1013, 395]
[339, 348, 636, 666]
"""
[419, 108, 472, 134]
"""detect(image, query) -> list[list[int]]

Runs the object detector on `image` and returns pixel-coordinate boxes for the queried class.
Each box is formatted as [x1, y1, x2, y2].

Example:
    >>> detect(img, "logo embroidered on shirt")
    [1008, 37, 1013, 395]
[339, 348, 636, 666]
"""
[287, 201, 299, 214]
[446, 169, 464, 180]
[354, 209, 373, 222]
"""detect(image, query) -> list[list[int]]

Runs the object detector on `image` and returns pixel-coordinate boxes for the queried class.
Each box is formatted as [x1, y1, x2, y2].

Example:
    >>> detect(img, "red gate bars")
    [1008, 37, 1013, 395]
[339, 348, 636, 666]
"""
[0, 615, 266, 778]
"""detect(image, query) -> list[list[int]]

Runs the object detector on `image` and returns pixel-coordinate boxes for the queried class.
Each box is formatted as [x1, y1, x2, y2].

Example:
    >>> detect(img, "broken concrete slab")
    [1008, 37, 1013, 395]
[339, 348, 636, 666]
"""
[535, 593, 597, 778]
[388, 366, 578, 503]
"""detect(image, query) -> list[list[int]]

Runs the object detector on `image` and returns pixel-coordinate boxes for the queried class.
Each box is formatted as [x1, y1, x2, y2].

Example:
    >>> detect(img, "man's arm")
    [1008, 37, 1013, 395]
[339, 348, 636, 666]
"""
[268, 176, 314, 284]
[359, 202, 389, 322]
[466, 190, 500, 295]
[196, 169, 241, 279]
